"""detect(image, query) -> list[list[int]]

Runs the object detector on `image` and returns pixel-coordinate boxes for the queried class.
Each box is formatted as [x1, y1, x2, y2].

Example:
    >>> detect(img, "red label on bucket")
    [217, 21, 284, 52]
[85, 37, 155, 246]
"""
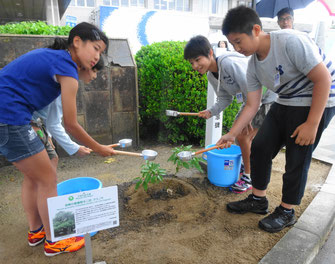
[224, 160, 234, 170]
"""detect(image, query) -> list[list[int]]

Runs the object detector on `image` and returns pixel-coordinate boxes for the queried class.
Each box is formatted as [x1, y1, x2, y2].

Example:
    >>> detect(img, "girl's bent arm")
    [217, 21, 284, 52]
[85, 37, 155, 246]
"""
[57, 75, 114, 156]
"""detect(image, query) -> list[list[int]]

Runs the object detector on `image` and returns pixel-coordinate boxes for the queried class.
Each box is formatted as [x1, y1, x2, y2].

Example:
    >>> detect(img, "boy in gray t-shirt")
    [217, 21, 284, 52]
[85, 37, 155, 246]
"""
[219, 6, 335, 233]
[184, 35, 276, 193]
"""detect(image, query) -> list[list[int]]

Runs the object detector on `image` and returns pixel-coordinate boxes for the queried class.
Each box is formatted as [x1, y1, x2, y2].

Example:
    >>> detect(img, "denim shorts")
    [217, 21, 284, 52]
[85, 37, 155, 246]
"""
[0, 123, 45, 162]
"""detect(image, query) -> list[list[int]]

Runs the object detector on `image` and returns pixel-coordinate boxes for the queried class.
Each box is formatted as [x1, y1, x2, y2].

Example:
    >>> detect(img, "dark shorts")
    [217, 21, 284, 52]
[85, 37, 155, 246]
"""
[236, 103, 272, 129]
[251, 103, 272, 129]
[0, 123, 45, 162]
[31, 120, 58, 160]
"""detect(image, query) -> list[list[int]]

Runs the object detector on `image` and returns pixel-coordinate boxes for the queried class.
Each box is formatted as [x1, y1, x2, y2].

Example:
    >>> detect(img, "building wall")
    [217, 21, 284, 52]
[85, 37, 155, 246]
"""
[59, 0, 253, 31]
[60, 0, 239, 24]
[60, 0, 249, 54]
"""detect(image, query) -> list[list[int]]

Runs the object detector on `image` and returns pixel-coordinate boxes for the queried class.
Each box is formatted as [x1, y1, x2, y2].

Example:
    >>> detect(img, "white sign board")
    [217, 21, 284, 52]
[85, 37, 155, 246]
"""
[47, 186, 119, 242]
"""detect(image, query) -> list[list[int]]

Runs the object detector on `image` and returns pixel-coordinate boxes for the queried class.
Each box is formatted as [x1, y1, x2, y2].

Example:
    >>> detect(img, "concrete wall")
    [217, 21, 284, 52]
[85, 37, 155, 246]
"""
[0, 34, 139, 166]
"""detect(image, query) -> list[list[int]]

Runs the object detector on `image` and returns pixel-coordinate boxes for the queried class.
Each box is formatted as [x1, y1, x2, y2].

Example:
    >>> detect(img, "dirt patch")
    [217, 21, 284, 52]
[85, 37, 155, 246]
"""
[0, 145, 330, 264]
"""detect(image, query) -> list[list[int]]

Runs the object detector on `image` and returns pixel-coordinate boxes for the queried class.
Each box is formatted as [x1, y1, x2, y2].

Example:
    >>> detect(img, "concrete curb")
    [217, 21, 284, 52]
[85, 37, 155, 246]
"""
[259, 163, 335, 264]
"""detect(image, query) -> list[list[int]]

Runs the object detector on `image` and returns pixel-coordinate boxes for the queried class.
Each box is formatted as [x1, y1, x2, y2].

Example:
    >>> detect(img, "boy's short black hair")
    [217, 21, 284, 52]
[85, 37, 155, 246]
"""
[93, 54, 106, 71]
[277, 7, 294, 19]
[184, 35, 212, 60]
[222, 6, 262, 36]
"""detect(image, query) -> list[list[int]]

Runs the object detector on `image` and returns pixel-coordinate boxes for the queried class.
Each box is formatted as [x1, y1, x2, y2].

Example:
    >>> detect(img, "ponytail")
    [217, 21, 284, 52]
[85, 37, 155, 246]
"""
[48, 37, 68, 50]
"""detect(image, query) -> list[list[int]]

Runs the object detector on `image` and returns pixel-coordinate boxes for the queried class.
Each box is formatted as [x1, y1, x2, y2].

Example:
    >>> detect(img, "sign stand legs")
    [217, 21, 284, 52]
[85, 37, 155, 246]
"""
[85, 233, 93, 264]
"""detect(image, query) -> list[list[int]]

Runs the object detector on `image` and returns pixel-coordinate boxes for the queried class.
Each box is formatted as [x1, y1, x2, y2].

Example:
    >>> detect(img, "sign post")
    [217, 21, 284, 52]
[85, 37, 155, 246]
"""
[85, 233, 93, 264]
[205, 82, 223, 147]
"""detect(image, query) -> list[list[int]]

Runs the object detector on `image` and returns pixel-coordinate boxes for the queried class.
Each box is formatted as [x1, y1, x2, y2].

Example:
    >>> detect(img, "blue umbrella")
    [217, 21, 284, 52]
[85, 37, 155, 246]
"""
[256, 0, 315, 18]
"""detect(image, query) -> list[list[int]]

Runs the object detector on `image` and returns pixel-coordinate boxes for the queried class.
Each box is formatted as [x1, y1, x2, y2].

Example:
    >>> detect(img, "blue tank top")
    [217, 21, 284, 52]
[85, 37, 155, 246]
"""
[0, 48, 78, 125]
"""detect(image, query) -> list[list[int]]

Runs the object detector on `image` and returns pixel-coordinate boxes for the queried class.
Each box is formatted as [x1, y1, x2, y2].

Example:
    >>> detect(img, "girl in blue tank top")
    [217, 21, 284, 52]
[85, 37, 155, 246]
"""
[0, 22, 115, 256]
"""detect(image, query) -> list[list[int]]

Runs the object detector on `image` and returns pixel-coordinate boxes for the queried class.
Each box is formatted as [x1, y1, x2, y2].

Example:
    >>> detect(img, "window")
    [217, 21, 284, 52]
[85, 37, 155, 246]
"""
[155, 0, 190, 11]
[212, 0, 218, 14]
[237, 1, 252, 7]
[103, 0, 144, 7]
[237, 1, 252, 6]
[184, 0, 190, 11]
[161, 0, 167, 10]
[168, 0, 175, 10]
[176, 0, 183, 11]
[77, 0, 85, 6]
[69, 0, 96, 6]
[87, 0, 95, 7]
[121, 0, 128, 6]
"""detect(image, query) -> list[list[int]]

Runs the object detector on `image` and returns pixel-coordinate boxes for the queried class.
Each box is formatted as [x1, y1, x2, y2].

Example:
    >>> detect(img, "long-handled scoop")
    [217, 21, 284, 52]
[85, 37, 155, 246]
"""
[177, 144, 225, 161]
[110, 138, 132, 148]
[113, 149, 158, 161]
[166, 110, 200, 117]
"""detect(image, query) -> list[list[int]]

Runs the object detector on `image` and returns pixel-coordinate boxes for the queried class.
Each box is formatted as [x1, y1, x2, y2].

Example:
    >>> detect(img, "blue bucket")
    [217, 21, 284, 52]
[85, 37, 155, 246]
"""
[202, 144, 242, 187]
[57, 177, 103, 236]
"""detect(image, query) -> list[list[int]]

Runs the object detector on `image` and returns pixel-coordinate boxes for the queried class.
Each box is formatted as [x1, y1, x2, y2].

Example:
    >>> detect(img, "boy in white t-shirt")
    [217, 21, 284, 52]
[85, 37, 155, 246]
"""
[219, 6, 335, 233]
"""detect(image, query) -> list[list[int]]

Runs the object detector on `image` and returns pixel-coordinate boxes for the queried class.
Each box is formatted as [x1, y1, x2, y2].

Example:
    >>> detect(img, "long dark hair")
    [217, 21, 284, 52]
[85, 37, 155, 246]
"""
[48, 22, 108, 51]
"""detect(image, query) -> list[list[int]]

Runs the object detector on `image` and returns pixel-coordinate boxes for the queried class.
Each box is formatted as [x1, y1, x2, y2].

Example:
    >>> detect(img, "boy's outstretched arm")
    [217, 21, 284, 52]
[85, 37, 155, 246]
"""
[291, 62, 331, 146]
[216, 89, 262, 147]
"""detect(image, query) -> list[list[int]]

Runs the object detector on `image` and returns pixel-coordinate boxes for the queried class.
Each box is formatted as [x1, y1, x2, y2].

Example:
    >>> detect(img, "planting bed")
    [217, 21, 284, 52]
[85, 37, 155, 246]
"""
[0, 144, 330, 264]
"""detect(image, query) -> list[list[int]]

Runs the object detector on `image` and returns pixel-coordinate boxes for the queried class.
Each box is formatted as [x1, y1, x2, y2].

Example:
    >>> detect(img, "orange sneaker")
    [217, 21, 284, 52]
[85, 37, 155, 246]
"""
[28, 226, 46, 246]
[44, 236, 85, 257]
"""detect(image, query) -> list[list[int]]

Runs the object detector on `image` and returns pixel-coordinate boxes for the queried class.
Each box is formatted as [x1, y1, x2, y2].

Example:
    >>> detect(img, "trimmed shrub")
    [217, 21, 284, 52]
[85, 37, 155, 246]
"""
[0, 21, 71, 35]
[135, 41, 206, 144]
[135, 41, 241, 145]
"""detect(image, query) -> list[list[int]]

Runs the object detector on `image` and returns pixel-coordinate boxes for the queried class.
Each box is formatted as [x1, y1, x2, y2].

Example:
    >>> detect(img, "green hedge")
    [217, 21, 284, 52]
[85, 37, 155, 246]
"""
[0, 21, 71, 35]
[135, 41, 241, 145]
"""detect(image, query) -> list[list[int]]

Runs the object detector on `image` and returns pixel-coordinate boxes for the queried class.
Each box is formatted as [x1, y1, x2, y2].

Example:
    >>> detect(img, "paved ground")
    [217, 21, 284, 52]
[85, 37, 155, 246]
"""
[260, 116, 335, 264]
[312, 224, 335, 264]
[311, 116, 335, 264]
[313, 117, 335, 164]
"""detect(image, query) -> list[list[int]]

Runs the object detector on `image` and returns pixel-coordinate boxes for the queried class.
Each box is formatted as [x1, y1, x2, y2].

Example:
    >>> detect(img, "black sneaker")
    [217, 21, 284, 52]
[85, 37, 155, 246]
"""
[227, 194, 268, 214]
[258, 206, 297, 233]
